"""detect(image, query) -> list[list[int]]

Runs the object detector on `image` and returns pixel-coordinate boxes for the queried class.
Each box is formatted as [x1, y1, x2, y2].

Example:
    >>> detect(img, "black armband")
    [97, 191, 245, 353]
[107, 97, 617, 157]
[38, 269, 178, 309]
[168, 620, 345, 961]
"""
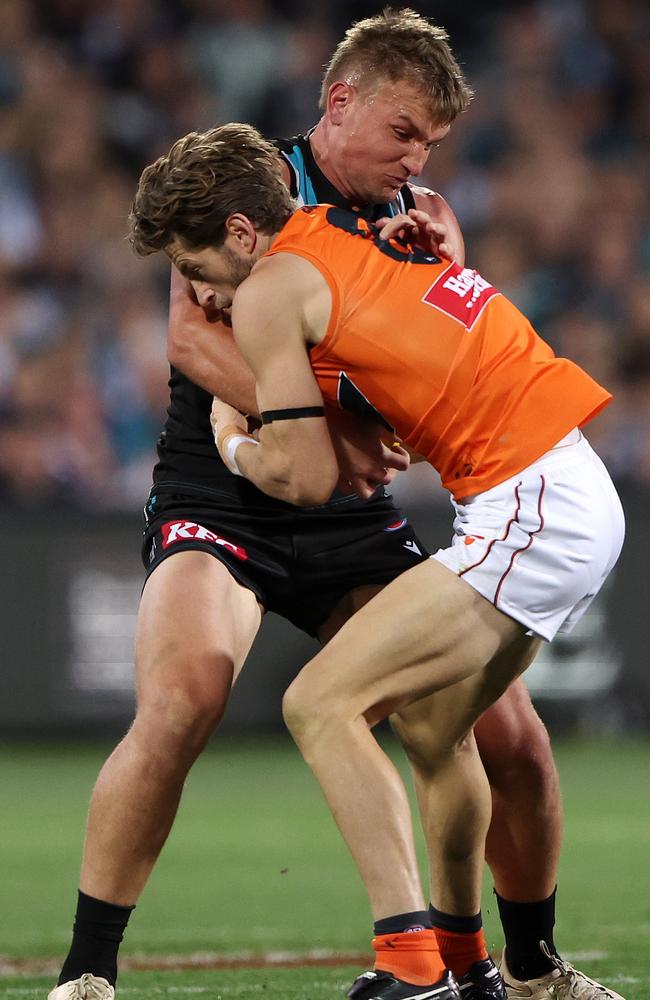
[261, 406, 325, 424]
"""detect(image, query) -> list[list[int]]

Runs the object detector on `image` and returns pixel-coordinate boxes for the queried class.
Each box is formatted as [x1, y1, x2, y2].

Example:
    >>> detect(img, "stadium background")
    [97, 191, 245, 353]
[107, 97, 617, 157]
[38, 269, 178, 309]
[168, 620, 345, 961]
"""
[0, 0, 649, 733]
[0, 1, 648, 997]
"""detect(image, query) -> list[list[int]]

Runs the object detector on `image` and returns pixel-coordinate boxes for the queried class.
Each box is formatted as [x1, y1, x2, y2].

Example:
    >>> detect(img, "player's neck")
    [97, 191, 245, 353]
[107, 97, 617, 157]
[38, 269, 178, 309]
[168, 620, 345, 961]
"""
[309, 119, 358, 204]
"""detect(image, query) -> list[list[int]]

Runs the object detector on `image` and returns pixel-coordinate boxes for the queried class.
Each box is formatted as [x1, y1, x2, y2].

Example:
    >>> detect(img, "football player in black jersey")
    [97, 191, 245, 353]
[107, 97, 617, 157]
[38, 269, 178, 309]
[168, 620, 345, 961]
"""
[51, 11, 613, 1000]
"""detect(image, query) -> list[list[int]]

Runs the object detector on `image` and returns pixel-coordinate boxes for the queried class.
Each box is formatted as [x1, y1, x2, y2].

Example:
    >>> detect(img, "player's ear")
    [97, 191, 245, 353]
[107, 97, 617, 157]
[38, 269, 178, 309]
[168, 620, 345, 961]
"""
[327, 81, 356, 125]
[225, 214, 257, 252]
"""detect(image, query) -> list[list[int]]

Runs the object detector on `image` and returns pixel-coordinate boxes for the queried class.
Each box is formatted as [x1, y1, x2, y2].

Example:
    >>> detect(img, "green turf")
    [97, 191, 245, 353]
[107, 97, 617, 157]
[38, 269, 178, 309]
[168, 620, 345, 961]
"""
[0, 737, 648, 999]
[0, 967, 362, 998]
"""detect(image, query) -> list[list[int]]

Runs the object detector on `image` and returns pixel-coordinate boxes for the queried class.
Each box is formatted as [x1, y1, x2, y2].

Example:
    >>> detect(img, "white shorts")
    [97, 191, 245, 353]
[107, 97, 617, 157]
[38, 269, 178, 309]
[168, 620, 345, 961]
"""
[432, 430, 625, 641]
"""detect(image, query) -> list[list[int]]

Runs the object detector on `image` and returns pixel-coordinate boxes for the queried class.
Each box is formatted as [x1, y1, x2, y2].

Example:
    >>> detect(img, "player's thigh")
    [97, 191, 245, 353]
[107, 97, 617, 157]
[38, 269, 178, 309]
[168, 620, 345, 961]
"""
[293, 490, 426, 642]
[136, 549, 263, 709]
[286, 558, 528, 728]
[317, 583, 386, 645]
[392, 632, 541, 763]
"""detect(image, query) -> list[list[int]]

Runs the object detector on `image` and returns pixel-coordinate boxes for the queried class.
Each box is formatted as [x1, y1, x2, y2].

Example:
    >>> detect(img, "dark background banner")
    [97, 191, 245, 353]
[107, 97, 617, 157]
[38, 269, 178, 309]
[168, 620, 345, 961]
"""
[2, 483, 647, 737]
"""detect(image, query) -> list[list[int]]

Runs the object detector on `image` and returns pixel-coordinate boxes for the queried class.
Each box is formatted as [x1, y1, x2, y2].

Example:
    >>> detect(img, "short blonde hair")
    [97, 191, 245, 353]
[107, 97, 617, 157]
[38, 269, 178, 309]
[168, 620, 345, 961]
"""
[129, 123, 293, 255]
[319, 8, 472, 125]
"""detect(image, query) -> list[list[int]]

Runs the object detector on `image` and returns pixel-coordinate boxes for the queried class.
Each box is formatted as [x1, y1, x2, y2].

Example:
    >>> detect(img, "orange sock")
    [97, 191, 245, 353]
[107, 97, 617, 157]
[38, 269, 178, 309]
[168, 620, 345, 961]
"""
[434, 927, 488, 978]
[373, 928, 446, 987]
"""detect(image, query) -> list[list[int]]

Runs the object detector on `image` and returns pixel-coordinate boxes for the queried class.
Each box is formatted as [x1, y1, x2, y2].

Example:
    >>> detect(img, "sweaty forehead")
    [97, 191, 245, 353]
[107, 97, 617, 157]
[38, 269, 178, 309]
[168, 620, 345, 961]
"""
[358, 76, 436, 123]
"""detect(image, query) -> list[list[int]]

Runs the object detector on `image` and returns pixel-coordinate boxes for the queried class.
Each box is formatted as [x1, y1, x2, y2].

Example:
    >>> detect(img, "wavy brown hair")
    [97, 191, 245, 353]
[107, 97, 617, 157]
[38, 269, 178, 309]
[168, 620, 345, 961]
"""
[129, 123, 294, 256]
[319, 8, 472, 125]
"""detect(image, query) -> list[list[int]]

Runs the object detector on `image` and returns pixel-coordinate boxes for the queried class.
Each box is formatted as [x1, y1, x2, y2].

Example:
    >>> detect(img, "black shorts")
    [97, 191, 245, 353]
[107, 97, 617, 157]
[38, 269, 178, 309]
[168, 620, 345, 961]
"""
[142, 482, 429, 636]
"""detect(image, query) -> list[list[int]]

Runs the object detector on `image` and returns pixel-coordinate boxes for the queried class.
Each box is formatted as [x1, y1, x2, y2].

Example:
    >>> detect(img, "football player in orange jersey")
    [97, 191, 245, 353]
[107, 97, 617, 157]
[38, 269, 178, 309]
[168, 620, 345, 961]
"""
[53, 15, 483, 1000]
[129, 122, 626, 1000]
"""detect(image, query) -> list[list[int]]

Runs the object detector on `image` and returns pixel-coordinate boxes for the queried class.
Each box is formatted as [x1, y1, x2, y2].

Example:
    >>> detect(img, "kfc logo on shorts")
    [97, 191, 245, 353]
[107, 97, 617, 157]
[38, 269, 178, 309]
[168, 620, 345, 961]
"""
[161, 520, 248, 560]
[422, 264, 500, 330]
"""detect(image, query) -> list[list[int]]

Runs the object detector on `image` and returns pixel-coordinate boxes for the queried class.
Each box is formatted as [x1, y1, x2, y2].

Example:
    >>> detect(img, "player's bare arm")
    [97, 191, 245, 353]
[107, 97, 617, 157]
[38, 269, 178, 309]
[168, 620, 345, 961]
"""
[211, 394, 410, 501]
[215, 254, 339, 506]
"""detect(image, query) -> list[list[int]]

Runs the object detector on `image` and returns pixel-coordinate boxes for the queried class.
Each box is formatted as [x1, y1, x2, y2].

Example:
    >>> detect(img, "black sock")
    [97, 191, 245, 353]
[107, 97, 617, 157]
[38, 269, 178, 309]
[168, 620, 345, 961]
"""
[495, 888, 557, 980]
[374, 910, 433, 935]
[58, 890, 135, 987]
[429, 904, 483, 934]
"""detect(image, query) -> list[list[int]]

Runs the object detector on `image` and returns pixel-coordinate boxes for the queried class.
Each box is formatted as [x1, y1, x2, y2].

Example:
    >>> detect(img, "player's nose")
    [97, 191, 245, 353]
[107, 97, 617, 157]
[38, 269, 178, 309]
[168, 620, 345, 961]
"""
[401, 144, 428, 178]
[192, 281, 215, 308]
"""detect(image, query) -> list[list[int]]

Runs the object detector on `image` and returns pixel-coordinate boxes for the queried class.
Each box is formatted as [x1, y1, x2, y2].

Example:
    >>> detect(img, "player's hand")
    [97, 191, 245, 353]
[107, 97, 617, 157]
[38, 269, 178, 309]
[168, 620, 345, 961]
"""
[210, 397, 251, 455]
[326, 407, 410, 501]
[376, 209, 456, 262]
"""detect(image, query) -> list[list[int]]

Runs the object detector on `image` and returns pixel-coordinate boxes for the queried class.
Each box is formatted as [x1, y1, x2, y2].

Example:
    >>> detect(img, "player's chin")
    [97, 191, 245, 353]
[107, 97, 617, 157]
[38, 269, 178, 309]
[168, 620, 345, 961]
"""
[375, 182, 401, 202]
[362, 180, 399, 204]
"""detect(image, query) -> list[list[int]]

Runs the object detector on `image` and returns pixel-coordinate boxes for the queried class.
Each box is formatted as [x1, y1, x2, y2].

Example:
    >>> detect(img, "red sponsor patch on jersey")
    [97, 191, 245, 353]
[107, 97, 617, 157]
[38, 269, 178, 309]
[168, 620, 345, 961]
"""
[422, 264, 500, 330]
[161, 520, 248, 560]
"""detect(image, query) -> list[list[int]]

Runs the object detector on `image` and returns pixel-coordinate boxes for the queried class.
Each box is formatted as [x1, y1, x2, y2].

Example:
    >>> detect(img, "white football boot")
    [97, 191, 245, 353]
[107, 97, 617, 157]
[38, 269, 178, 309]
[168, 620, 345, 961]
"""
[500, 943, 625, 1000]
[48, 973, 115, 999]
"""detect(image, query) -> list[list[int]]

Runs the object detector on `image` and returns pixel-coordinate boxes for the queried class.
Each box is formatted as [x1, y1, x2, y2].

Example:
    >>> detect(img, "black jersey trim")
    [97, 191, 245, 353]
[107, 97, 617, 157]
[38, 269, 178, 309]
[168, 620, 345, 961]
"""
[400, 185, 417, 212]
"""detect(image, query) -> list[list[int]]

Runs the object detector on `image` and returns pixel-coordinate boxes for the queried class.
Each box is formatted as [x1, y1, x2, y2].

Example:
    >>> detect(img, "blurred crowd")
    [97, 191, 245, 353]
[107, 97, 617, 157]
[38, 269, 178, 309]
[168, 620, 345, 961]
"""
[0, 0, 648, 509]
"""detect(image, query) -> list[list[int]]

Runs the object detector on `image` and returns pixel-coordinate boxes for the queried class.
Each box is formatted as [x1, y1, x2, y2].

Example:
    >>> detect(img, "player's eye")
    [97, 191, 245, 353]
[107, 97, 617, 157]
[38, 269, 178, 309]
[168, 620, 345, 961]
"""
[392, 127, 409, 140]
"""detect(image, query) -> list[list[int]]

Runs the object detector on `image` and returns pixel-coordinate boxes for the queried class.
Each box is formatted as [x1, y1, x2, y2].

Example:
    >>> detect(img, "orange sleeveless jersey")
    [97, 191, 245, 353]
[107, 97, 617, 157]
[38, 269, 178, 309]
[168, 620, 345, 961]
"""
[265, 205, 611, 500]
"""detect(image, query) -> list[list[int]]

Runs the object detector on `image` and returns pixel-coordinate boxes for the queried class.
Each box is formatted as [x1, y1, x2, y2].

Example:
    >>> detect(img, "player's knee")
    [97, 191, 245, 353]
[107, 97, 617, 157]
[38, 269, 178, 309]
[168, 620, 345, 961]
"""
[513, 724, 558, 796]
[482, 713, 558, 799]
[282, 680, 318, 745]
[393, 720, 444, 773]
[134, 666, 232, 763]
[282, 677, 341, 750]
[392, 711, 470, 775]
[132, 701, 216, 767]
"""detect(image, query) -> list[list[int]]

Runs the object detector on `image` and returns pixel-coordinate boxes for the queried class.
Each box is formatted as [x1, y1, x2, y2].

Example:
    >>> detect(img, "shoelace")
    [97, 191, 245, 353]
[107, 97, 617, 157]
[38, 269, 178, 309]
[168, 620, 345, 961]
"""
[539, 942, 618, 1000]
[77, 974, 111, 999]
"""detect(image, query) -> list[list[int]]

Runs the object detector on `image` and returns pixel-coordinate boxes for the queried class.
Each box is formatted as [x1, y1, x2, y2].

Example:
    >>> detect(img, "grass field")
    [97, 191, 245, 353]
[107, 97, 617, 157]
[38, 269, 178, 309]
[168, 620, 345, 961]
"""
[0, 736, 648, 999]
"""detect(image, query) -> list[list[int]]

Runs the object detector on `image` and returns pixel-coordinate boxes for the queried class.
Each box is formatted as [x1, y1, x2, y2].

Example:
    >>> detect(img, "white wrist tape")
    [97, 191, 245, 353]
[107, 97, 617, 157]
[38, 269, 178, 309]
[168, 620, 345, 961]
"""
[223, 434, 260, 477]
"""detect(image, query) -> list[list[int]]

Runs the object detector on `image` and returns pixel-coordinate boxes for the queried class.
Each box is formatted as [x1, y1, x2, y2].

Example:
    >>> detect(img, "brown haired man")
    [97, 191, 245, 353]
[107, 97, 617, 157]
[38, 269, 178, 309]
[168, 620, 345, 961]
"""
[127, 122, 625, 1000]
[51, 11, 619, 1000]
